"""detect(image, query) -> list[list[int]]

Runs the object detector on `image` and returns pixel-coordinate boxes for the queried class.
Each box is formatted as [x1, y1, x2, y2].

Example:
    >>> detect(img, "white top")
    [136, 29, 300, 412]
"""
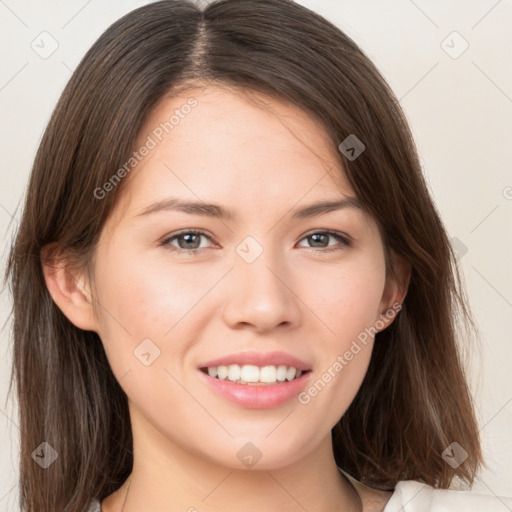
[381, 479, 512, 511]
[86, 499, 101, 512]
[87, 479, 512, 511]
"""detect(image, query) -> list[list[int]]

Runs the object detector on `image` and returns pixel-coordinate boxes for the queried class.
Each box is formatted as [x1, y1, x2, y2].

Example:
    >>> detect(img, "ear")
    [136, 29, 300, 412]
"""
[41, 245, 99, 332]
[375, 252, 411, 332]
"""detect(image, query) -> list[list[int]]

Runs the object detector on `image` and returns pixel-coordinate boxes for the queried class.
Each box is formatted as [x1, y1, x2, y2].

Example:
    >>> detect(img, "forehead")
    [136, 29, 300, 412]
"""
[113, 85, 355, 221]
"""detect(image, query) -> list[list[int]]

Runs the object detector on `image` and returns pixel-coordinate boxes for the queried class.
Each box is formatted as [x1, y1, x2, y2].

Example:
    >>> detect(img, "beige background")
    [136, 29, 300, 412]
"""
[1, 1, 511, 509]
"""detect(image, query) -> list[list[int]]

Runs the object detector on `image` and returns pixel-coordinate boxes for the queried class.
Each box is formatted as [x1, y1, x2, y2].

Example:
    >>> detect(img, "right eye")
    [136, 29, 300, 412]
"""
[160, 230, 215, 255]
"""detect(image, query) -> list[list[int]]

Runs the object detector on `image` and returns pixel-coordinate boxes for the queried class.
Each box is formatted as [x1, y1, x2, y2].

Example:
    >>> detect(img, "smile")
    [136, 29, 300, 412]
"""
[200, 364, 308, 385]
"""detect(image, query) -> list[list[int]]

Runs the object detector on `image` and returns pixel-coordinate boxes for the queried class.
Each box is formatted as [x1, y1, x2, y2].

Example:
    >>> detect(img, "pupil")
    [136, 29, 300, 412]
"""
[310, 233, 327, 247]
[180, 233, 200, 249]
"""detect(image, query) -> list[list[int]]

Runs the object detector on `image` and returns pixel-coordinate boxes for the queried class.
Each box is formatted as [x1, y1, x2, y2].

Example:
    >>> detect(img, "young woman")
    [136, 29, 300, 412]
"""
[5, 1, 511, 511]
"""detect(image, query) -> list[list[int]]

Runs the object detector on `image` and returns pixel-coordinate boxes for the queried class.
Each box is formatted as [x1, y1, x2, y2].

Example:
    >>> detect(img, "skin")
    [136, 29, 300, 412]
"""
[43, 85, 409, 512]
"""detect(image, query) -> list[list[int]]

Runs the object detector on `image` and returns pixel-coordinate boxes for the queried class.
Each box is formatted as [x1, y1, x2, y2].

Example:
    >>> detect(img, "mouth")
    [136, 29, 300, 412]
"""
[197, 364, 313, 409]
[199, 364, 312, 386]
[197, 351, 313, 408]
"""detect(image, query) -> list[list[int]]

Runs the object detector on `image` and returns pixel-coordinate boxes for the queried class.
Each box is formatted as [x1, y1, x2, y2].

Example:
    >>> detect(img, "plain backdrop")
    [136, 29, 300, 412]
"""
[1, 0, 511, 510]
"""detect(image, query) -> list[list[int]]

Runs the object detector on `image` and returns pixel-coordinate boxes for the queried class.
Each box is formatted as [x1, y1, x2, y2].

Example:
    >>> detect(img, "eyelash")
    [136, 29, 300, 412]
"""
[160, 229, 351, 256]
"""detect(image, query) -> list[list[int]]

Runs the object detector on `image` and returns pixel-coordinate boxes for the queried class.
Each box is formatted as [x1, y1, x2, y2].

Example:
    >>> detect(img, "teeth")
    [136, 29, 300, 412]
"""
[286, 367, 297, 381]
[217, 365, 228, 380]
[228, 364, 241, 381]
[276, 365, 287, 382]
[241, 364, 260, 383]
[204, 364, 306, 384]
[260, 365, 277, 383]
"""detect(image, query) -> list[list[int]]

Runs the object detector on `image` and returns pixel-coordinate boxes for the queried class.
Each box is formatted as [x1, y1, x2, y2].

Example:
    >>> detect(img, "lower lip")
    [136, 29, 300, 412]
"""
[197, 369, 311, 409]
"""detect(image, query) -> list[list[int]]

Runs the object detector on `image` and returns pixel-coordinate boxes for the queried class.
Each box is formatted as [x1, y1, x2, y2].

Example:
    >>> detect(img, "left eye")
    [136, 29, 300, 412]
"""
[161, 230, 350, 254]
[297, 231, 350, 251]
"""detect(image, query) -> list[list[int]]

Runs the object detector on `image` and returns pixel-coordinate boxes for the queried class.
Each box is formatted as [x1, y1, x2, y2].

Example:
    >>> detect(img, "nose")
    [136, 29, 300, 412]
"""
[221, 248, 301, 333]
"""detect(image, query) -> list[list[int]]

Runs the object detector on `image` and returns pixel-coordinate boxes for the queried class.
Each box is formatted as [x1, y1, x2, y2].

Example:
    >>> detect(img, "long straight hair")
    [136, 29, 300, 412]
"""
[5, 1, 483, 510]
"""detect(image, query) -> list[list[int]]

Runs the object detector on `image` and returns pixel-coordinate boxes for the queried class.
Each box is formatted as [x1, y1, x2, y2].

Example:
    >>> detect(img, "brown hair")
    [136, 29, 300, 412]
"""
[4, 0, 483, 510]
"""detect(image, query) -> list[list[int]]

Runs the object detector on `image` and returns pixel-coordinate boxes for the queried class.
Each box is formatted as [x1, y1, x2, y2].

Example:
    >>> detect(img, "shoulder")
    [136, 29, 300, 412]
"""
[382, 480, 512, 512]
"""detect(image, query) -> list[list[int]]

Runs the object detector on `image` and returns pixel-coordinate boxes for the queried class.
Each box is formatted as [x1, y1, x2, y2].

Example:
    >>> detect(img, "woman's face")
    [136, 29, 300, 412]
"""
[86, 85, 401, 470]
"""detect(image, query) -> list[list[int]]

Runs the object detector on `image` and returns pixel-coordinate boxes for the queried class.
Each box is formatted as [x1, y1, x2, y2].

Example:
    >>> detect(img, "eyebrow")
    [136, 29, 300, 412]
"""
[134, 196, 363, 220]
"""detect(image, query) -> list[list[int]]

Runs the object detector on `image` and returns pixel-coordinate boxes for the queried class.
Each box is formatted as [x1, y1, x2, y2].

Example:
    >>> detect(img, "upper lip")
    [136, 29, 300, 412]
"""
[199, 351, 311, 371]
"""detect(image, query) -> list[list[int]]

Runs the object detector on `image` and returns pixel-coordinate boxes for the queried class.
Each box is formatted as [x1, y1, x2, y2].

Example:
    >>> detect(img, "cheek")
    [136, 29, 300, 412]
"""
[91, 251, 204, 424]
[91, 249, 188, 374]
[94, 243, 204, 332]
[302, 255, 386, 345]
[294, 257, 385, 420]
